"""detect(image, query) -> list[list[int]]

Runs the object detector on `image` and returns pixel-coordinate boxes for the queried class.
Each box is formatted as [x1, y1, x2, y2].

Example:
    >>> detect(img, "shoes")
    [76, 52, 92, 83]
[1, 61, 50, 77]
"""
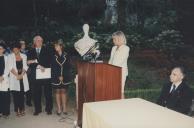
[1, 113, 9, 118]
[26, 102, 32, 107]
[63, 112, 68, 115]
[56, 111, 67, 116]
[33, 112, 39, 116]
[56, 112, 61, 116]
[21, 111, 25, 116]
[33, 111, 41, 116]
[16, 112, 20, 117]
[2, 114, 9, 119]
[47, 111, 52, 115]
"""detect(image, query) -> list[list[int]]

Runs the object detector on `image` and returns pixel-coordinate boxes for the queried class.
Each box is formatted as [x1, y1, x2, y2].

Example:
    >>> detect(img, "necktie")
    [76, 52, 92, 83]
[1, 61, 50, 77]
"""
[36, 48, 40, 58]
[171, 85, 176, 93]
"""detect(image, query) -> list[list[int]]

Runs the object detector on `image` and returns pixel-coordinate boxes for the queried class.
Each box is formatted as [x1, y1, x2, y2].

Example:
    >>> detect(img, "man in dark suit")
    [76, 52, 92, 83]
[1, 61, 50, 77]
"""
[27, 35, 53, 115]
[157, 67, 193, 115]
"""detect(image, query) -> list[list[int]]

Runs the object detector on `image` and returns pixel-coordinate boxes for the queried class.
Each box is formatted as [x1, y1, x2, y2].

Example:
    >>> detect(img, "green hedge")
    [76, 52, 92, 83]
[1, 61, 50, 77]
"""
[68, 85, 194, 103]
[68, 85, 161, 103]
[125, 89, 161, 103]
[125, 87, 194, 103]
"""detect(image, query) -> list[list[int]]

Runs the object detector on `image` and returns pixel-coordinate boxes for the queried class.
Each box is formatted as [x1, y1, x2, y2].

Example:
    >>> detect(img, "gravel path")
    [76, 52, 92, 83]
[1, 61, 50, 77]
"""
[0, 102, 77, 128]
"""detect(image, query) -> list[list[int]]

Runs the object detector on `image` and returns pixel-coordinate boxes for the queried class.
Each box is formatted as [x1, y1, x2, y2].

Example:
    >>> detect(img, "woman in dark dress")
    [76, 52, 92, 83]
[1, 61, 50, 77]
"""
[51, 41, 72, 115]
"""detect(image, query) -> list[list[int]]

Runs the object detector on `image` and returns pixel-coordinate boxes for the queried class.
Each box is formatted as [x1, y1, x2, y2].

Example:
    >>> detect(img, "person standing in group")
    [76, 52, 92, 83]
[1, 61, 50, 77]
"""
[4, 41, 11, 56]
[19, 40, 32, 107]
[20, 40, 29, 55]
[51, 40, 72, 116]
[108, 31, 130, 99]
[27, 35, 53, 115]
[8, 42, 29, 117]
[0, 42, 10, 118]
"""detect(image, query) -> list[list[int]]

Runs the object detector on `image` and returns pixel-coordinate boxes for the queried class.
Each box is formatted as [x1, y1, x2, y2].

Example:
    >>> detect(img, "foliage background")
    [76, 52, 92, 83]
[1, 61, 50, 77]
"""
[1, 0, 194, 101]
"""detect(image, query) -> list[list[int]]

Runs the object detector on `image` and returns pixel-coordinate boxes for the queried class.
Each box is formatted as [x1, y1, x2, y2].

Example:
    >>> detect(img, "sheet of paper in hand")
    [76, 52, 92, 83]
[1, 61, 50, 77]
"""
[36, 68, 51, 79]
[0, 78, 9, 91]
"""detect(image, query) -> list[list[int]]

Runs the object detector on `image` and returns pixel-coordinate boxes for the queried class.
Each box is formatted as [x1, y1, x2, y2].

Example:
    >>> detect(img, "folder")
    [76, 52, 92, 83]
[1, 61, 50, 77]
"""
[36, 68, 51, 79]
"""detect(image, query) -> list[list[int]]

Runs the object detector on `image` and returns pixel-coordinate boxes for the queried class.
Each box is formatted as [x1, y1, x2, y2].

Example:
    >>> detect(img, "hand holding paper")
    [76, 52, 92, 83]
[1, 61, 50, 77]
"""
[36, 68, 51, 79]
[0, 76, 4, 82]
[27, 59, 38, 65]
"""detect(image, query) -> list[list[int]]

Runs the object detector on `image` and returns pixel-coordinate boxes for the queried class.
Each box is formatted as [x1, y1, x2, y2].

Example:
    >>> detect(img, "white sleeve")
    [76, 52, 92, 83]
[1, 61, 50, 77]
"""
[7, 54, 13, 71]
[2, 56, 10, 78]
[108, 47, 115, 64]
[22, 54, 28, 71]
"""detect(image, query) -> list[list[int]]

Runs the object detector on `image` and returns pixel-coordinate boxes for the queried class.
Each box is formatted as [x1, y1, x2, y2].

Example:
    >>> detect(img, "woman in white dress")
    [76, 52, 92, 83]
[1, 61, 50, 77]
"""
[8, 42, 29, 116]
[109, 31, 130, 98]
[0, 42, 10, 117]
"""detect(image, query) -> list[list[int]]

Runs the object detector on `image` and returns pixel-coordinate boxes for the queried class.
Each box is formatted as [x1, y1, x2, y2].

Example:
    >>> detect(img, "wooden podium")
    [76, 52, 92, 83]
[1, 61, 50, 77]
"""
[77, 61, 122, 125]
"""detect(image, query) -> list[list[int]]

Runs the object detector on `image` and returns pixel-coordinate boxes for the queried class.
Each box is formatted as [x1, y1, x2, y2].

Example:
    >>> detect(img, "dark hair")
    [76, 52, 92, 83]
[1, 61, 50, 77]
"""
[0, 39, 7, 49]
[10, 42, 21, 50]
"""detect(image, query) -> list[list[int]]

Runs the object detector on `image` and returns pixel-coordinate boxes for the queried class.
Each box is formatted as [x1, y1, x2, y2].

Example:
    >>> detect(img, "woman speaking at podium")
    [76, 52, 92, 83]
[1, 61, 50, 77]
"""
[109, 31, 130, 99]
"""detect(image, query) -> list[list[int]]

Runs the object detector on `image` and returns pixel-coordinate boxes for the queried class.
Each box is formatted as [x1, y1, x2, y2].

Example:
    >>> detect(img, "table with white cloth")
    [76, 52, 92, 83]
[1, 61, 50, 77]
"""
[82, 98, 194, 128]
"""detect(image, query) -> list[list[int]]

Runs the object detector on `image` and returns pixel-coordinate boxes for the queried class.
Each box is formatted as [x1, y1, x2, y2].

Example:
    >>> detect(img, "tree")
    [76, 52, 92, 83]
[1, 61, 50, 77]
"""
[172, 0, 194, 45]
[32, 0, 38, 27]
[104, 0, 118, 25]
[117, 0, 127, 31]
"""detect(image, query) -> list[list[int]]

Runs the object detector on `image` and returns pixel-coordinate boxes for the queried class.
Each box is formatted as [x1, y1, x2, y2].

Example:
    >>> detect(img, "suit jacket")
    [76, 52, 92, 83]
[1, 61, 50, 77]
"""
[51, 52, 72, 86]
[27, 46, 53, 80]
[157, 82, 193, 115]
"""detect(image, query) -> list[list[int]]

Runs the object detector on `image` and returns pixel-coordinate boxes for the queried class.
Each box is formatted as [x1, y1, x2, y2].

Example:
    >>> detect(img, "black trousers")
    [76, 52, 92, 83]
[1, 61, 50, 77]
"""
[25, 90, 32, 104]
[32, 79, 53, 113]
[26, 79, 32, 104]
[12, 91, 25, 112]
[0, 91, 10, 115]
[12, 80, 25, 112]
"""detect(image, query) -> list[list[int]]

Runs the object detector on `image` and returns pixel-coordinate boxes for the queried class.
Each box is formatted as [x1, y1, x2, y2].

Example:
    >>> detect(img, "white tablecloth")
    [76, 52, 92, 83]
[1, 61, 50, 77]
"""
[82, 98, 194, 128]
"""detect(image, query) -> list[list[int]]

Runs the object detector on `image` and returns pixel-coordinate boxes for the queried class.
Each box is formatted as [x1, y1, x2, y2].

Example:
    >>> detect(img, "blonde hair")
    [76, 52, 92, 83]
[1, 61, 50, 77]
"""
[112, 31, 127, 44]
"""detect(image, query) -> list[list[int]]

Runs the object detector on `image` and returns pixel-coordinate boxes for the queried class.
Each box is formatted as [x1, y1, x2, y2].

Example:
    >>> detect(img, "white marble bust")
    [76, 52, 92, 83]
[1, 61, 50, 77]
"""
[74, 24, 97, 56]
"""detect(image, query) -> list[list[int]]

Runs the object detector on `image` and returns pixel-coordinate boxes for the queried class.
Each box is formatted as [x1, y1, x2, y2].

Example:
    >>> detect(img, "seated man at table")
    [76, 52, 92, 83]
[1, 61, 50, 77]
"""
[157, 66, 193, 115]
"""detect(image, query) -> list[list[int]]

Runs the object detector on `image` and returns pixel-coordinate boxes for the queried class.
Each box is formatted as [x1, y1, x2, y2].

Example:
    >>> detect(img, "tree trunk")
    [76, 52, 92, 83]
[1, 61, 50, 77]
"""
[104, 0, 118, 25]
[117, 0, 127, 31]
[173, 0, 194, 45]
[33, 0, 38, 27]
[136, 0, 145, 30]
